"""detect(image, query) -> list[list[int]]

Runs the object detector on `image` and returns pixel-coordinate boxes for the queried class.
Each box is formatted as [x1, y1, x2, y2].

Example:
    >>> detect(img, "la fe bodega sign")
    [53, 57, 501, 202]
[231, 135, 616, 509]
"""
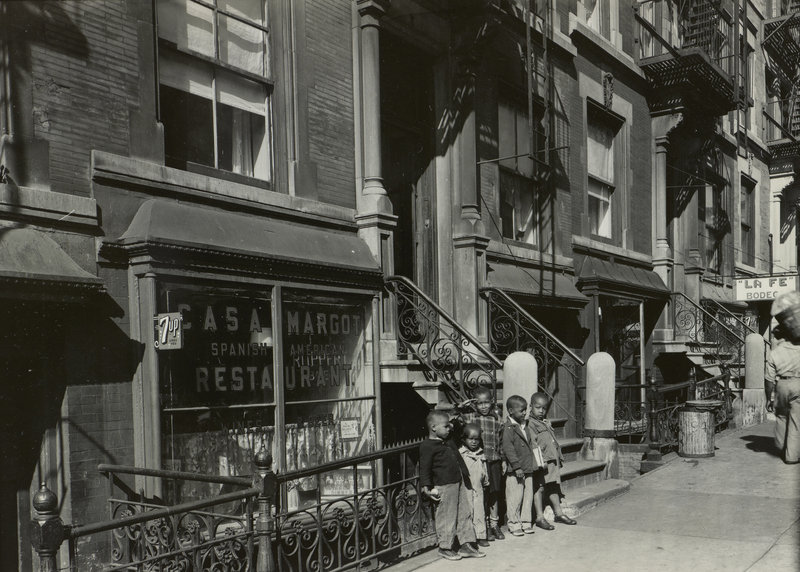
[734, 276, 799, 302]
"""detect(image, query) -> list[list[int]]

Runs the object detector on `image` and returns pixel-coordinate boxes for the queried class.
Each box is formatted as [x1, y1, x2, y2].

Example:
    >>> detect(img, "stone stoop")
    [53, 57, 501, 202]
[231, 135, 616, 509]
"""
[559, 437, 585, 462]
[559, 478, 631, 518]
[559, 459, 608, 492]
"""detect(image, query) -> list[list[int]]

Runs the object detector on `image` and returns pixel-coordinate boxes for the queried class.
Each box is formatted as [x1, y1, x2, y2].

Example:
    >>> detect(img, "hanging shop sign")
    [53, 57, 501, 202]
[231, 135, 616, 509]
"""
[734, 276, 799, 302]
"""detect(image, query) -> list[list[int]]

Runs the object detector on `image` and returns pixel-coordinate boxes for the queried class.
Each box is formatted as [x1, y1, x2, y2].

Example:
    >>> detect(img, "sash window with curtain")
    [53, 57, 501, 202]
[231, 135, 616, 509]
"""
[586, 105, 618, 240]
[156, 0, 272, 184]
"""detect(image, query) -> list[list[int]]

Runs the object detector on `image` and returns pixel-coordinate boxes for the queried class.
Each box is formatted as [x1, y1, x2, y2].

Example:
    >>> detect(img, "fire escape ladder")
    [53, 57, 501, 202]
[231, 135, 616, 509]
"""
[384, 275, 502, 403]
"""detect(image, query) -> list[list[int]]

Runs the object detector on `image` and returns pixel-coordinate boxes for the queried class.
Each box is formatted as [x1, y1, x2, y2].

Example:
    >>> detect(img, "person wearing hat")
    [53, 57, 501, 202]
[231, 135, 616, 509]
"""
[765, 290, 800, 464]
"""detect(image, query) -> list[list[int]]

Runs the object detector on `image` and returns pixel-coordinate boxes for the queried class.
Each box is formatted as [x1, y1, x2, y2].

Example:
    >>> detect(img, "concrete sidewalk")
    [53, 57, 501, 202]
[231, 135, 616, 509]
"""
[395, 421, 799, 572]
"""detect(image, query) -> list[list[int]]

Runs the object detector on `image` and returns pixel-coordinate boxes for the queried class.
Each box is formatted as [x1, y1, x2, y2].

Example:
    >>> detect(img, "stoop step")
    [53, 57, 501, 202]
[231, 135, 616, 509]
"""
[559, 437, 585, 462]
[559, 459, 606, 492]
[561, 478, 631, 518]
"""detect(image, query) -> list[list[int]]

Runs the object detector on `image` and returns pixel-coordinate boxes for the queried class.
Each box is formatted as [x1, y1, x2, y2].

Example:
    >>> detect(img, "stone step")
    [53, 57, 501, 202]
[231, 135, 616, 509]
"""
[549, 417, 568, 439]
[559, 459, 607, 492]
[559, 437, 585, 462]
[561, 478, 631, 518]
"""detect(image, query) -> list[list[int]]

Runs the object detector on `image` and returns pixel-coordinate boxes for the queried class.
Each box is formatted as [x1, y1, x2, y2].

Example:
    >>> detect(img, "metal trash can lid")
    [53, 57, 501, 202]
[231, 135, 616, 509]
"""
[684, 400, 724, 411]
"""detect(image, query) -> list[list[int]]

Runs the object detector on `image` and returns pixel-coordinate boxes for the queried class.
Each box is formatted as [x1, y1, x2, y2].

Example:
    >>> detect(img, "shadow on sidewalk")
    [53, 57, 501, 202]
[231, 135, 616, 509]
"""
[740, 434, 781, 458]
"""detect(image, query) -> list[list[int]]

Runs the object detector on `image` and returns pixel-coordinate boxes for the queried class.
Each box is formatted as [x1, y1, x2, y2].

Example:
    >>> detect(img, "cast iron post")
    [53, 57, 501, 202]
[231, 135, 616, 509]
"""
[688, 367, 697, 401]
[255, 446, 277, 572]
[647, 372, 662, 461]
[30, 482, 66, 572]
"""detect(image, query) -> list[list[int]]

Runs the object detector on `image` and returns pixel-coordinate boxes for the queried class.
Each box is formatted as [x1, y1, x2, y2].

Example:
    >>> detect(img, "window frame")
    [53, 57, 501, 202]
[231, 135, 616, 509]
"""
[156, 0, 274, 185]
[585, 100, 624, 244]
[739, 175, 756, 267]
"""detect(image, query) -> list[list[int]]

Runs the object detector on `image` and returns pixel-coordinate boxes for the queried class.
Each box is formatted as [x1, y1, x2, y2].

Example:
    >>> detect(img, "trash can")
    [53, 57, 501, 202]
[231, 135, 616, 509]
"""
[678, 400, 724, 458]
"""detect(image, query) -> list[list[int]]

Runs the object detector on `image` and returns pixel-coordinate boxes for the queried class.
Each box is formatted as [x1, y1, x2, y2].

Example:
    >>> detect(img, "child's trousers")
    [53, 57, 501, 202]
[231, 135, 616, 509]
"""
[505, 473, 534, 532]
[470, 486, 486, 540]
[433, 481, 477, 549]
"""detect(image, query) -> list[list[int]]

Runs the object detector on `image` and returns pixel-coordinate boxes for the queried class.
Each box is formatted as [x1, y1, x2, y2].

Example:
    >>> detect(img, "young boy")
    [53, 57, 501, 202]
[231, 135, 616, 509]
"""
[528, 392, 577, 529]
[459, 423, 490, 547]
[419, 410, 486, 560]
[460, 387, 506, 541]
[500, 395, 540, 536]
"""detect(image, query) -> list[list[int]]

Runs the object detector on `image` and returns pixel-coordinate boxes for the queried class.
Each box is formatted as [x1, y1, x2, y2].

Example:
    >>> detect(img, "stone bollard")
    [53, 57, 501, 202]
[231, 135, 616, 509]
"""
[503, 351, 538, 405]
[739, 333, 767, 427]
[30, 482, 66, 572]
[579, 352, 619, 479]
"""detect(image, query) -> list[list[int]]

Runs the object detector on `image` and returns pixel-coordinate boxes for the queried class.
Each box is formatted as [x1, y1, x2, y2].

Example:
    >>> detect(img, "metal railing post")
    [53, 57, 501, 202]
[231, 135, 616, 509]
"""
[255, 447, 277, 572]
[688, 367, 697, 401]
[30, 482, 67, 572]
[646, 372, 661, 461]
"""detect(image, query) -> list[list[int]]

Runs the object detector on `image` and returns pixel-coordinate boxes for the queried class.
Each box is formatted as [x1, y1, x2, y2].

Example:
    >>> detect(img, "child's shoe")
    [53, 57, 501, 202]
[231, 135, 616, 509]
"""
[477, 538, 490, 548]
[491, 525, 505, 540]
[458, 543, 486, 558]
[438, 548, 462, 561]
[487, 526, 496, 541]
[508, 528, 525, 537]
[535, 518, 555, 531]
[522, 525, 536, 534]
[554, 515, 577, 525]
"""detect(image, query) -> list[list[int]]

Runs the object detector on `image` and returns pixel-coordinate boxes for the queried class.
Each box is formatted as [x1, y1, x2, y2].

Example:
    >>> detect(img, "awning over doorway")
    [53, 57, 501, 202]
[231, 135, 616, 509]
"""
[0, 226, 103, 298]
[576, 257, 670, 301]
[486, 262, 588, 308]
[107, 199, 382, 284]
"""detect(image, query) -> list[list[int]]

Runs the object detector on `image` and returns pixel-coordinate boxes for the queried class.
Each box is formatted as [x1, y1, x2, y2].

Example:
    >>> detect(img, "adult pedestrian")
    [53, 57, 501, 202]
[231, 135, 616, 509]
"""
[765, 291, 800, 464]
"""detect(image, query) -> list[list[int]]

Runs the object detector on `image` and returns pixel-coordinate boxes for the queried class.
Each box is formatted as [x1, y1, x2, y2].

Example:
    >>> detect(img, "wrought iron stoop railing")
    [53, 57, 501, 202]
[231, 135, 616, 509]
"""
[672, 292, 746, 380]
[481, 287, 584, 427]
[702, 298, 770, 351]
[385, 275, 502, 402]
[39, 441, 435, 572]
[576, 368, 734, 449]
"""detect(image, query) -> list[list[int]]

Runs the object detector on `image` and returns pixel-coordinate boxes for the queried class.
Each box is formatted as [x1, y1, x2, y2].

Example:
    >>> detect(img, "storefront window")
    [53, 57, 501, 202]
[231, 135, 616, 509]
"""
[159, 285, 275, 502]
[282, 291, 376, 510]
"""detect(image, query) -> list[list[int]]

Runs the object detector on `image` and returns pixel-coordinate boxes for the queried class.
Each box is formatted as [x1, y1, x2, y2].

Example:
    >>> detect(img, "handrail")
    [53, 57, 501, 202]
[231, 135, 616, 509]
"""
[387, 275, 502, 368]
[702, 298, 771, 348]
[673, 292, 745, 343]
[97, 463, 252, 487]
[480, 287, 584, 366]
[69, 487, 260, 538]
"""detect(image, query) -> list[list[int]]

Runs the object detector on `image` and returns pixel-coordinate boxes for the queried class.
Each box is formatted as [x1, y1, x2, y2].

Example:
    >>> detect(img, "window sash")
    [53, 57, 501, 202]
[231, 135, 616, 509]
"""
[588, 177, 613, 238]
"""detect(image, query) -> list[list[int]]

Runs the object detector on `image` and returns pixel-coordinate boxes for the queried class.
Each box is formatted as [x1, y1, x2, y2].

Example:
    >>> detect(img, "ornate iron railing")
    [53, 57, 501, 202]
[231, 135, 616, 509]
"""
[47, 441, 435, 572]
[385, 275, 502, 402]
[481, 286, 583, 425]
[576, 369, 733, 448]
[672, 292, 745, 378]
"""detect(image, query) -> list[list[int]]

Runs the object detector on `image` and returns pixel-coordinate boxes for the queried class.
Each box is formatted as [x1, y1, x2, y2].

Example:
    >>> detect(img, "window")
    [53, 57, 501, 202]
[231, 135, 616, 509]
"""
[586, 104, 619, 240]
[157, 0, 272, 183]
[498, 98, 544, 246]
[740, 176, 755, 266]
[699, 183, 727, 275]
[584, 0, 612, 41]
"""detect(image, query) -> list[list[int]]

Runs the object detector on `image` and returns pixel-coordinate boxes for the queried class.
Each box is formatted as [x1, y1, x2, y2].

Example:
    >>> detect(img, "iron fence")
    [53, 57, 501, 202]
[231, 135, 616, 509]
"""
[38, 441, 435, 572]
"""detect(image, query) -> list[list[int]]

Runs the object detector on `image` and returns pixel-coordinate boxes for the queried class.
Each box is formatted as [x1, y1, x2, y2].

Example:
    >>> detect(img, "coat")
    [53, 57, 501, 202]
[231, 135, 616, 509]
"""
[500, 418, 542, 474]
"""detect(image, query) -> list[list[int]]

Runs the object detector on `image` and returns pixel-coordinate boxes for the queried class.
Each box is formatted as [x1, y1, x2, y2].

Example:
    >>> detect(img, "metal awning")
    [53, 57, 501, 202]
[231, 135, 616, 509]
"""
[576, 257, 670, 301]
[0, 226, 103, 299]
[486, 262, 588, 308]
[104, 199, 382, 284]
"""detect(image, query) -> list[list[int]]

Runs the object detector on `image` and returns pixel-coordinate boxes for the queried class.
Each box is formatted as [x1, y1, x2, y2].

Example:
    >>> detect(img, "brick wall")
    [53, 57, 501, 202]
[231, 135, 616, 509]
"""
[304, 0, 356, 208]
[28, 0, 139, 198]
[617, 443, 649, 480]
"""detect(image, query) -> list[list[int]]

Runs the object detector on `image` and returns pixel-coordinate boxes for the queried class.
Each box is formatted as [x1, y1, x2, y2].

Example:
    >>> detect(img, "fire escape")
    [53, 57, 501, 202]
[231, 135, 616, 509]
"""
[635, 1, 748, 384]
[386, 0, 583, 425]
[762, 1, 800, 172]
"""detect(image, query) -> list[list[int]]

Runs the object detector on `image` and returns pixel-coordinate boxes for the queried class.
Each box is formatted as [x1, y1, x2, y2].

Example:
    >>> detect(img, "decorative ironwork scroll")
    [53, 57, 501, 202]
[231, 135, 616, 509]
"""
[386, 276, 501, 401]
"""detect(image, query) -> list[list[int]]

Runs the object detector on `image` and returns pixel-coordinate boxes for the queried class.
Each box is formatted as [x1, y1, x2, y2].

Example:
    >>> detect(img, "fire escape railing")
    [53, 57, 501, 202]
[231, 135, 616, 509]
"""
[481, 286, 583, 425]
[764, 95, 800, 143]
[385, 275, 502, 402]
[673, 292, 746, 378]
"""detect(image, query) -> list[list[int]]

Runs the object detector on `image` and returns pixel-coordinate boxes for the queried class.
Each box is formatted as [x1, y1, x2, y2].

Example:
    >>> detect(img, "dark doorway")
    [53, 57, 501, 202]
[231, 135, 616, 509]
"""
[380, 35, 437, 296]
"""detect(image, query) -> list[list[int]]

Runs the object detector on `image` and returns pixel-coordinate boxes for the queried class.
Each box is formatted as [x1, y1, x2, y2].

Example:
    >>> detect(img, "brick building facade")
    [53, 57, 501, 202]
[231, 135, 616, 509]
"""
[0, 1, 797, 569]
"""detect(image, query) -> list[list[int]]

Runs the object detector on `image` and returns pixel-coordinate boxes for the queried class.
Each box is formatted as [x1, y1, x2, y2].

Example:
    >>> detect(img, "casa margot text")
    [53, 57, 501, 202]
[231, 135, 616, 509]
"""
[184, 304, 363, 394]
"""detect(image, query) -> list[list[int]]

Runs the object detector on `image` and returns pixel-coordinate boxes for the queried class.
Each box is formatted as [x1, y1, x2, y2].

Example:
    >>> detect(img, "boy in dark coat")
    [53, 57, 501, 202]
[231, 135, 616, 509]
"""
[500, 395, 541, 536]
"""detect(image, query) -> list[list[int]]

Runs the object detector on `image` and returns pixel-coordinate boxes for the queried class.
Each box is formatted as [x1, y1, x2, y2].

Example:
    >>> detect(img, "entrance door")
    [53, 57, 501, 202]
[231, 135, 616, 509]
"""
[380, 35, 436, 295]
